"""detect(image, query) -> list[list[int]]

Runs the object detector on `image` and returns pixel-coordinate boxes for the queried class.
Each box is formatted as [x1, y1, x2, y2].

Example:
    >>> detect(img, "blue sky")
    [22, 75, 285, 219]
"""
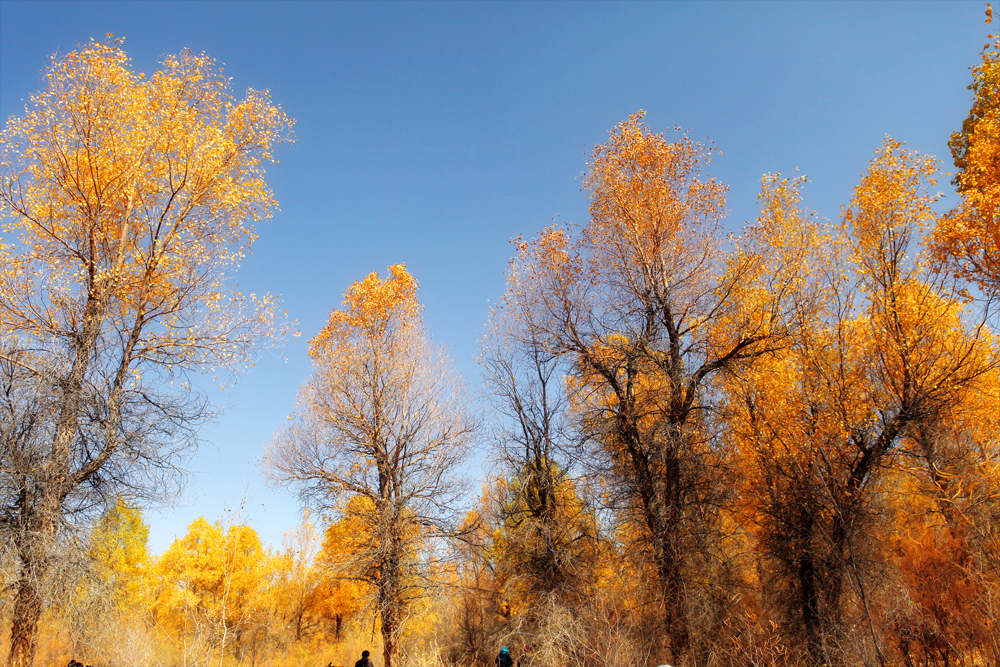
[0, 0, 988, 554]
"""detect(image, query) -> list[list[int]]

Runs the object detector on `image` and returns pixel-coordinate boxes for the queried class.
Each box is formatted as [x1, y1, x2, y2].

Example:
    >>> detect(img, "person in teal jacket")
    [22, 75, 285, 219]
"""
[495, 646, 513, 667]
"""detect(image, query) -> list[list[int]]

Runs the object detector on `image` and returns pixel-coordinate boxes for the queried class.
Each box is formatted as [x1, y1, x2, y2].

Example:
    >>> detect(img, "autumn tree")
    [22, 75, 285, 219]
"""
[271, 511, 329, 644]
[60, 498, 157, 667]
[477, 289, 611, 667]
[929, 4, 1000, 294]
[480, 293, 599, 606]
[89, 497, 152, 609]
[265, 265, 475, 667]
[721, 143, 999, 665]
[440, 503, 508, 667]
[0, 37, 291, 666]
[308, 506, 368, 641]
[502, 112, 811, 663]
[155, 517, 273, 665]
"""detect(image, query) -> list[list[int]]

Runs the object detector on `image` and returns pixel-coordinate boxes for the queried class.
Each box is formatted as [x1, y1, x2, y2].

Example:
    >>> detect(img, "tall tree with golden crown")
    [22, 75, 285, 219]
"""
[0, 37, 291, 667]
[503, 112, 813, 662]
[265, 265, 475, 667]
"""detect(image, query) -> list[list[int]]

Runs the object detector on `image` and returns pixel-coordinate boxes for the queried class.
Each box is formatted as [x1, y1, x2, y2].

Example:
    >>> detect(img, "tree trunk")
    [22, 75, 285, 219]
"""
[378, 527, 403, 667]
[8, 572, 44, 667]
[638, 421, 689, 661]
[382, 620, 396, 667]
[797, 553, 823, 667]
[8, 295, 105, 667]
[651, 525, 689, 661]
[8, 503, 58, 667]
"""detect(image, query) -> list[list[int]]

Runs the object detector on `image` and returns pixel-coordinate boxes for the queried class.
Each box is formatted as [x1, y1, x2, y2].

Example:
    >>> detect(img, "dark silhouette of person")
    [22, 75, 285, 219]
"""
[496, 646, 514, 667]
[355, 650, 375, 667]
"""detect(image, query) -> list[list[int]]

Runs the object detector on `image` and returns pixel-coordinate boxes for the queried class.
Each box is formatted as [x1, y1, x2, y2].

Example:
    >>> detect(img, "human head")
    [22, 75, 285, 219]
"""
[363, 651, 370, 659]
[500, 647, 509, 654]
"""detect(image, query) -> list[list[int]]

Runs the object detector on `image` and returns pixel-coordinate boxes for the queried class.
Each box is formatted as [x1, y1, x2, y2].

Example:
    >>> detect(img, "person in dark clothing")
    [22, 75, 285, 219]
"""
[496, 646, 514, 667]
[355, 650, 375, 667]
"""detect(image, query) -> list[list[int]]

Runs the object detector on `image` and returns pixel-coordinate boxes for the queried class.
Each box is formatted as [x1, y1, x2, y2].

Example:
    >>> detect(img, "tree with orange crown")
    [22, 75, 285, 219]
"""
[265, 265, 475, 667]
[721, 141, 999, 665]
[0, 37, 291, 667]
[503, 112, 815, 662]
[929, 5, 1000, 295]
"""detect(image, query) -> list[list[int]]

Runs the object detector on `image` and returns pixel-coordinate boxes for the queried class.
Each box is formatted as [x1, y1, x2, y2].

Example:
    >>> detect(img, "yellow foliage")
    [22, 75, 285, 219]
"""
[309, 264, 419, 358]
[720, 140, 1000, 646]
[313, 498, 375, 619]
[0, 36, 293, 368]
[89, 497, 153, 612]
[584, 110, 727, 288]
[929, 5, 1000, 292]
[843, 138, 939, 290]
[489, 464, 598, 611]
[154, 518, 273, 646]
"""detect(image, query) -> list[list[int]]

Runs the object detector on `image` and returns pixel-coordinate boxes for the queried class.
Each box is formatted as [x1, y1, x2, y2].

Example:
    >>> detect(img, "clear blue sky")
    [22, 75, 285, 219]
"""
[0, 0, 988, 554]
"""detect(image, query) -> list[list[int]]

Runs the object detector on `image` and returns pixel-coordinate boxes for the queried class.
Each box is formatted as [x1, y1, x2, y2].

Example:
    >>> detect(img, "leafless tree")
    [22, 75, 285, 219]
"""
[479, 298, 598, 600]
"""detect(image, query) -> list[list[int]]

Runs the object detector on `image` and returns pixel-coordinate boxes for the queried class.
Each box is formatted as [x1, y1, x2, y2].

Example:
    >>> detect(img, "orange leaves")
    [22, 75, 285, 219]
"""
[712, 172, 827, 361]
[584, 110, 727, 288]
[266, 259, 472, 667]
[0, 37, 293, 368]
[727, 139, 994, 477]
[843, 138, 939, 291]
[928, 6, 1000, 292]
[309, 264, 419, 358]
[837, 140, 999, 423]
[0, 43, 292, 665]
[717, 136, 1000, 663]
[305, 265, 425, 411]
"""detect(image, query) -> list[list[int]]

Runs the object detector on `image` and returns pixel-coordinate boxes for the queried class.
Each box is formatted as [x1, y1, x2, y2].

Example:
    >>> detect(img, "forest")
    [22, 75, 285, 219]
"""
[1, 7, 998, 667]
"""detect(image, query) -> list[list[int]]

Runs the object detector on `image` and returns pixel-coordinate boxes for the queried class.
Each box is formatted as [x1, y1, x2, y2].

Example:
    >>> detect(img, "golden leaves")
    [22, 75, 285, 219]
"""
[308, 264, 420, 359]
[89, 497, 152, 611]
[0, 37, 294, 367]
[584, 110, 727, 287]
[155, 517, 272, 631]
[928, 7, 1000, 292]
[843, 138, 939, 290]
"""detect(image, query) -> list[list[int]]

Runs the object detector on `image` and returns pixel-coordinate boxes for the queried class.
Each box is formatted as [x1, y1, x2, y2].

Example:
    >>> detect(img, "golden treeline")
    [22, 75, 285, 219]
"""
[2, 7, 1000, 667]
